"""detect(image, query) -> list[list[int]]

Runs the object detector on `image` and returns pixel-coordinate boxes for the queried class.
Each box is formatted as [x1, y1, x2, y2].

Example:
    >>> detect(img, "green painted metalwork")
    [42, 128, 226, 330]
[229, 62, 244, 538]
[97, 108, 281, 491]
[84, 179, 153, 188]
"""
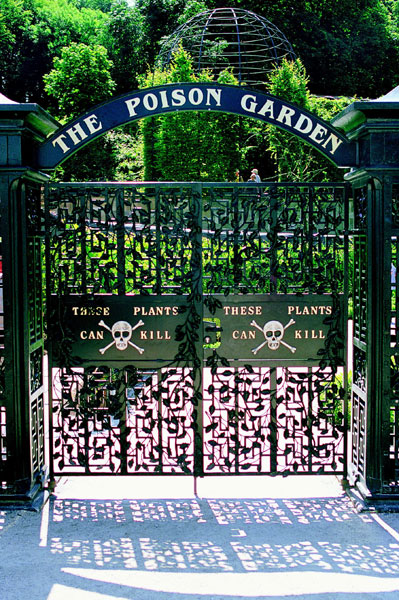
[333, 87, 399, 504]
[0, 97, 57, 506]
[36, 84, 356, 170]
[45, 181, 348, 477]
[4, 88, 399, 506]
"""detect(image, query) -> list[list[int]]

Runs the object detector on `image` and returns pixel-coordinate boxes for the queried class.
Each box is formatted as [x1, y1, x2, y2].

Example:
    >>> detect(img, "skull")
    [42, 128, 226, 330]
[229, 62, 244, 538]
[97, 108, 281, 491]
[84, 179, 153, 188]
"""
[263, 320, 284, 350]
[111, 321, 132, 351]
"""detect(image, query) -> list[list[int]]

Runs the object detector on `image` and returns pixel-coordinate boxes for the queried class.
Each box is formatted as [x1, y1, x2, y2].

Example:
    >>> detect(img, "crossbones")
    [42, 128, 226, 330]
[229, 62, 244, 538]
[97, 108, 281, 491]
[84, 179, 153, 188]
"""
[250, 318, 296, 354]
[98, 319, 145, 355]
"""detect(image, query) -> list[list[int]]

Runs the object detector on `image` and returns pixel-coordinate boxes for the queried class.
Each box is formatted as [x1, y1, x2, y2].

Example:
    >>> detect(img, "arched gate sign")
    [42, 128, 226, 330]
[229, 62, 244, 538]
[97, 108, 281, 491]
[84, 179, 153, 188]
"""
[36, 83, 356, 169]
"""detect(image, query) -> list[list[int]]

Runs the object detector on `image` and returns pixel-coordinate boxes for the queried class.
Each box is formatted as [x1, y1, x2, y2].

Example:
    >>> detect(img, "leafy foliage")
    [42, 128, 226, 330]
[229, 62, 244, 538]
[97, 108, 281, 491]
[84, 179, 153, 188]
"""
[177, 0, 208, 25]
[43, 41, 119, 181]
[266, 58, 352, 181]
[139, 46, 247, 181]
[102, 0, 148, 92]
[234, 0, 399, 98]
[136, 0, 186, 63]
[44, 42, 115, 120]
[0, 0, 108, 103]
[1, 0, 399, 105]
[1, 0, 397, 181]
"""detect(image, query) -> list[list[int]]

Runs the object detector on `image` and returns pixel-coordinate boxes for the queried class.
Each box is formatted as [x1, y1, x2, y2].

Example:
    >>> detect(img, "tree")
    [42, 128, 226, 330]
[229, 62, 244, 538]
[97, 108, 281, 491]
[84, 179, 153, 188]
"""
[0, 0, 110, 104]
[44, 42, 117, 180]
[102, 1, 148, 92]
[136, 0, 186, 64]
[44, 42, 115, 119]
[139, 46, 247, 182]
[233, 0, 399, 98]
[0, 0, 35, 101]
[177, 0, 208, 25]
[266, 58, 352, 181]
[72, 0, 113, 9]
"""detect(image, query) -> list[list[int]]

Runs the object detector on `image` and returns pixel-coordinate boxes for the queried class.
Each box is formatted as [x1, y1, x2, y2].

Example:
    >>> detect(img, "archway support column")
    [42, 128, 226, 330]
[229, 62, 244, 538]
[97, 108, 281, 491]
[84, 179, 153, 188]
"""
[333, 91, 399, 506]
[0, 98, 58, 508]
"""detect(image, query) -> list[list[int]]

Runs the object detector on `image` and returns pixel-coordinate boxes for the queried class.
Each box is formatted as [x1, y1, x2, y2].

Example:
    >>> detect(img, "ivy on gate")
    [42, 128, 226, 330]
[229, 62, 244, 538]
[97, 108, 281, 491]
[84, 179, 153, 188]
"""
[46, 181, 347, 476]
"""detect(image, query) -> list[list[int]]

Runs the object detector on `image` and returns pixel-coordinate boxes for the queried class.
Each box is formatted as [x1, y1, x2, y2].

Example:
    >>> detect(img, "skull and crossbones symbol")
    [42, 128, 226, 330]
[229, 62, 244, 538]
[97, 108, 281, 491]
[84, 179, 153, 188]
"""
[98, 319, 145, 355]
[251, 319, 296, 354]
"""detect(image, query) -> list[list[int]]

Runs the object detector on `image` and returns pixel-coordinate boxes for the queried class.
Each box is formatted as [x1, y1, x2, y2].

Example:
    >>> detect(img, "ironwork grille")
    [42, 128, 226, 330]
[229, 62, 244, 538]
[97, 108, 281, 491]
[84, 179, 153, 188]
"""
[0, 179, 46, 490]
[350, 186, 368, 485]
[0, 202, 4, 483]
[46, 182, 348, 477]
[26, 182, 46, 480]
[389, 183, 399, 490]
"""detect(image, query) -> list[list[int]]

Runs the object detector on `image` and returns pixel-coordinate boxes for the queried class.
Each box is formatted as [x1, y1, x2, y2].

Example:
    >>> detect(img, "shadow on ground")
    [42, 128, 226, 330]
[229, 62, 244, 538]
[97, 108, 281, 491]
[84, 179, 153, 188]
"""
[2, 477, 399, 600]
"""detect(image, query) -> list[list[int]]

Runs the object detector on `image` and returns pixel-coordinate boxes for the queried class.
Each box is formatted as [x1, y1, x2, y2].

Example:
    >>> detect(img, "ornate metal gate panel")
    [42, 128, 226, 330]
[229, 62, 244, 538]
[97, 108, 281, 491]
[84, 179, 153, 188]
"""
[0, 177, 46, 496]
[45, 181, 348, 477]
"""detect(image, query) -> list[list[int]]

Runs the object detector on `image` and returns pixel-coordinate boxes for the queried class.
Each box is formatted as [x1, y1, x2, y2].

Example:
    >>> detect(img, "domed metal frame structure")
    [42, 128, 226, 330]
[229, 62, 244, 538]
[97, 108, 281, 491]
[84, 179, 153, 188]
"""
[157, 7, 296, 88]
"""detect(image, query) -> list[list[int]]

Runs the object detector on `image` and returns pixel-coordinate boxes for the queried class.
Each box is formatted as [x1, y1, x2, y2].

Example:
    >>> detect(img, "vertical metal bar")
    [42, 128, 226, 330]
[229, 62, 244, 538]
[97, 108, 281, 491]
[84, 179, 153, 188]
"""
[83, 377, 91, 475]
[269, 186, 278, 294]
[156, 184, 164, 473]
[155, 186, 162, 295]
[366, 177, 390, 492]
[381, 176, 394, 489]
[365, 178, 378, 491]
[12, 178, 30, 480]
[234, 368, 240, 474]
[115, 190, 127, 470]
[116, 188, 126, 296]
[79, 189, 87, 294]
[117, 369, 127, 474]
[157, 368, 163, 474]
[269, 185, 278, 471]
[343, 184, 350, 480]
[307, 186, 314, 289]
[193, 182, 203, 478]
[307, 369, 313, 473]
[270, 367, 277, 473]
[232, 186, 240, 290]
[44, 183, 55, 484]
[3, 177, 22, 480]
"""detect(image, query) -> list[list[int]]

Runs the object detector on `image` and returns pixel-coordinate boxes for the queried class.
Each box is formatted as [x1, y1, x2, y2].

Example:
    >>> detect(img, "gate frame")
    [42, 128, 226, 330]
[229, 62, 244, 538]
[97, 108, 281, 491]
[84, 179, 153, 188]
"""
[0, 96, 59, 507]
[44, 180, 349, 481]
[0, 84, 398, 507]
[332, 89, 399, 506]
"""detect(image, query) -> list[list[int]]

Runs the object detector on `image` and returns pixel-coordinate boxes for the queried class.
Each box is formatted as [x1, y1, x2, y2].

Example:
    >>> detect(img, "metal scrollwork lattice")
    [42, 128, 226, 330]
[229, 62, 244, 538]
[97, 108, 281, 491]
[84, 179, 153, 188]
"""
[47, 182, 348, 476]
[202, 183, 347, 475]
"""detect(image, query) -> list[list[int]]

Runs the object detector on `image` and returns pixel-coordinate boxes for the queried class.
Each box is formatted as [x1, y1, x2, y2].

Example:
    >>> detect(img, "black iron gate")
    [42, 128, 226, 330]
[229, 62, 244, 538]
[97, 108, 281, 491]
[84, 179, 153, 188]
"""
[45, 181, 349, 478]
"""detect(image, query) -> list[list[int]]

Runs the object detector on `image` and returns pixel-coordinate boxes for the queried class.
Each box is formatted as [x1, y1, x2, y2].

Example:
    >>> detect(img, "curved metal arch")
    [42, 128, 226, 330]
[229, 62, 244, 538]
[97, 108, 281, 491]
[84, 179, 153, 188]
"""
[36, 83, 356, 170]
[249, 10, 295, 62]
[231, 8, 243, 85]
[197, 9, 218, 76]
[157, 8, 296, 87]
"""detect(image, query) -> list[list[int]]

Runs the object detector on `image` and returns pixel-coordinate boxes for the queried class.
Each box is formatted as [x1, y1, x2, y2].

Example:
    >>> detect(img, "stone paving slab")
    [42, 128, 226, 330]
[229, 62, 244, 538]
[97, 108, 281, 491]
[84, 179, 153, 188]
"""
[2, 476, 399, 600]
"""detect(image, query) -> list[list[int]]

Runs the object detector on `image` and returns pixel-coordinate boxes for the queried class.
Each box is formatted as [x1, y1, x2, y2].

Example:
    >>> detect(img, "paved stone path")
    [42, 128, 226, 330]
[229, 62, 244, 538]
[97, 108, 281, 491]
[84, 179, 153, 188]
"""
[2, 476, 399, 600]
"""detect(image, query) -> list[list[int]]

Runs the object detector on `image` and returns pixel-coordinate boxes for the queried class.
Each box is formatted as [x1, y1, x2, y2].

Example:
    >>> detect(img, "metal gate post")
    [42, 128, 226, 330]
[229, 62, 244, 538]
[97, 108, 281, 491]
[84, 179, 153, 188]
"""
[191, 182, 204, 483]
[333, 89, 399, 506]
[0, 94, 58, 508]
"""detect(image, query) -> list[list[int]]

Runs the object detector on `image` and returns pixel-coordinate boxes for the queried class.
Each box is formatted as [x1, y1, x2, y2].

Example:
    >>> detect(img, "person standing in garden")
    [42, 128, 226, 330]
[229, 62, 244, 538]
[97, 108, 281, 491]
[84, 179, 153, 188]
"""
[235, 169, 243, 182]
